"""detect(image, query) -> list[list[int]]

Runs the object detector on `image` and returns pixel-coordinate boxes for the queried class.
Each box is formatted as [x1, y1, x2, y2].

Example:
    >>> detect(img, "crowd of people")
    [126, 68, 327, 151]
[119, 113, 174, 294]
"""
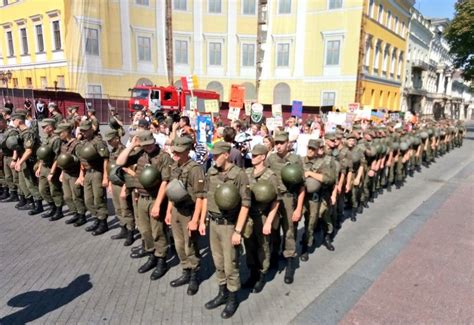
[0, 101, 466, 319]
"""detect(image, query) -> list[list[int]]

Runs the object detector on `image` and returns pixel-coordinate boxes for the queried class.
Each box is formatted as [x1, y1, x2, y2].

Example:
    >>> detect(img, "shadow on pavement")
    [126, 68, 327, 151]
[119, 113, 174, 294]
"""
[0, 274, 93, 325]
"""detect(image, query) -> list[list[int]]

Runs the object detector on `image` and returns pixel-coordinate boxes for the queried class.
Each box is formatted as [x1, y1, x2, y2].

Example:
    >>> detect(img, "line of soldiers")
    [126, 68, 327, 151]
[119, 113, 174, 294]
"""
[0, 105, 466, 319]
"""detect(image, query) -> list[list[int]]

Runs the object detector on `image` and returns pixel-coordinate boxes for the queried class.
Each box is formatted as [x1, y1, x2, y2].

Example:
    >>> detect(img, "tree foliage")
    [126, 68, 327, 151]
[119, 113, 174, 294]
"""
[445, 0, 474, 81]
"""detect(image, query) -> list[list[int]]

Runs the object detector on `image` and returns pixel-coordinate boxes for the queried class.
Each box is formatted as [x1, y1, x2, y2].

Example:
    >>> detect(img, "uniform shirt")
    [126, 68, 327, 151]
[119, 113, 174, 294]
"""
[0, 126, 19, 157]
[51, 111, 64, 125]
[19, 127, 38, 157]
[109, 144, 126, 165]
[60, 138, 81, 176]
[205, 163, 251, 216]
[303, 155, 337, 189]
[135, 145, 172, 196]
[89, 116, 100, 134]
[170, 158, 207, 204]
[41, 133, 62, 167]
[246, 166, 281, 216]
[265, 152, 303, 194]
[77, 135, 109, 172]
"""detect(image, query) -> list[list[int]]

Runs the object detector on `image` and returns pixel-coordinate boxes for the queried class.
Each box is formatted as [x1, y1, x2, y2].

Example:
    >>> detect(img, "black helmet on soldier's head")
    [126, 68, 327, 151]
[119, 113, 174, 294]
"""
[251, 180, 276, 204]
[215, 183, 241, 210]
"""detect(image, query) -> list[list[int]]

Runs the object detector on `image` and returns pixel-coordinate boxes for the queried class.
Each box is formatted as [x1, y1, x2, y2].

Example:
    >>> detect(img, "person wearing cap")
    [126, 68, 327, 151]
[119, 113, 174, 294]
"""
[265, 131, 305, 284]
[301, 139, 337, 259]
[104, 129, 135, 246]
[48, 102, 63, 125]
[0, 115, 7, 199]
[116, 130, 172, 280]
[11, 112, 42, 214]
[344, 132, 365, 222]
[66, 106, 81, 130]
[86, 108, 99, 134]
[55, 123, 87, 226]
[76, 119, 110, 236]
[164, 135, 206, 296]
[200, 140, 250, 319]
[35, 118, 64, 220]
[243, 144, 281, 293]
[0, 113, 20, 202]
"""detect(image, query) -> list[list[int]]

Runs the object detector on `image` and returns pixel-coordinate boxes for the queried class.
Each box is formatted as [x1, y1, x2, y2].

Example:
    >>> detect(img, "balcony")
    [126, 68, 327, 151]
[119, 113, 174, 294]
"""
[411, 59, 429, 71]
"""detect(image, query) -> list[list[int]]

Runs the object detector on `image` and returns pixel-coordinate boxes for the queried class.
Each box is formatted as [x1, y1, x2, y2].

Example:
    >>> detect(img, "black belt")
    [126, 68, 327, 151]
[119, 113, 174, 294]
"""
[282, 192, 295, 197]
[134, 189, 155, 199]
[209, 212, 236, 225]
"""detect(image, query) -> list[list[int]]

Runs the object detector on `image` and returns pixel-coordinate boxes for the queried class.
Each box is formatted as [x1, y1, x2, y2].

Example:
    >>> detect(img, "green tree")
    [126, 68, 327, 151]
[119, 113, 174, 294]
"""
[445, 0, 474, 81]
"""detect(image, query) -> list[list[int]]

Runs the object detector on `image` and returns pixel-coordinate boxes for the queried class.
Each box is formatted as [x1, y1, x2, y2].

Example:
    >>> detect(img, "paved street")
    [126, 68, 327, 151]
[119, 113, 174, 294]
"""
[0, 124, 473, 325]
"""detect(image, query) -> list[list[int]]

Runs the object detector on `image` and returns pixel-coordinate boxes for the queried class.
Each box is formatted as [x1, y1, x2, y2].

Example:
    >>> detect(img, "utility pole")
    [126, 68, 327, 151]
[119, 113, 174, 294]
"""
[165, 0, 174, 86]
[256, 0, 269, 102]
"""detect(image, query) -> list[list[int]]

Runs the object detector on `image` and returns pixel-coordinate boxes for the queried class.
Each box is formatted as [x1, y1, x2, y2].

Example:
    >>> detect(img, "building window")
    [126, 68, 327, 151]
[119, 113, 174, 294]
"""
[325, 40, 340, 66]
[373, 41, 381, 73]
[398, 53, 403, 79]
[174, 0, 187, 11]
[401, 22, 406, 37]
[387, 10, 392, 29]
[382, 46, 389, 74]
[242, 43, 255, 67]
[85, 28, 100, 56]
[390, 51, 396, 78]
[136, 0, 149, 5]
[377, 4, 383, 24]
[208, 0, 221, 13]
[40, 76, 47, 89]
[52, 20, 61, 50]
[26, 77, 32, 88]
[394, 16, 399, 34]
[57, 75, 65, 89]
[3, 0, 8, 6]
[209, 42, 222, 66]
[328, 0, 342, 10]
[87, 85, 102, 98]
[12, 78, 18, 88]
[242, 0, 256, 15]
[36, 25, 44, 53]
[368, 0, 374, 17]
[20, 28, 28, 55]
[6, 31, 14, 56]
[364, 38, 372, 69]
[322, 91, 336, 106]
[175, 39, 188, 64]
[278, 0, 291, 14]
[276, 43, 290, 67]
[137, 36, 151, 61]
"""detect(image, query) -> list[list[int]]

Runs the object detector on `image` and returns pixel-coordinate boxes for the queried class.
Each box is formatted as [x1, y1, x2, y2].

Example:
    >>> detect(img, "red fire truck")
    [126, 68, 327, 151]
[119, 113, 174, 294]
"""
[128, 85, 220, 114]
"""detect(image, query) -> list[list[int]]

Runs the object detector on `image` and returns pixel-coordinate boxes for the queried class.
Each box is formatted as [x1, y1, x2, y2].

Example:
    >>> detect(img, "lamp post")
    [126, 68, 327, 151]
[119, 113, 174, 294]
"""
[0, 70, 13, 102]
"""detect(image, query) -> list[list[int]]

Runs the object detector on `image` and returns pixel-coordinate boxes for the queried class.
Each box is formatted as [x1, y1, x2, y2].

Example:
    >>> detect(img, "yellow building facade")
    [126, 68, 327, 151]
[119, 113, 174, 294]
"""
[1, 0, 414, 110]
[359, 0, 413, 110]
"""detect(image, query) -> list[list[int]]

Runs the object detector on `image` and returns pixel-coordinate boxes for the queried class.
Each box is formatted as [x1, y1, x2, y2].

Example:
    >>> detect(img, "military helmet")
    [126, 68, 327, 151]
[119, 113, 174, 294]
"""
[399, 142, 409, 152]
[366, 145, 377, 157]
[36, 145, 53, 162]
[412, 136, 421, 146]
[215, 183, 241, 210]
[80, 143, 99, 161]
[57, 153, 79, 169]
[391, 142, 400, 151]
[109, 165, 125, 186]
[420, 131, 429, 139]
[281, 164, 304, 188]
[427, 128, 434, 136]
[251, 180, 277, 204]
[139, 165, 161, 189]
[166, 179, 189, 203]
[5, 134, 21, 150]
[305, 178, 322, 194]
[108, 163, 117, 174]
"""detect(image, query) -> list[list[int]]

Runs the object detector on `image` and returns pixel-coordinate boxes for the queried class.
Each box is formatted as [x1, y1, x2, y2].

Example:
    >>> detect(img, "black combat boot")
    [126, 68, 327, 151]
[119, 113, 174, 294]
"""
[350, 209, 357, 222]
[221, 291, 239, 319]
[130, 245, 149, 259]
[284, 257, 296, 284]
[357, 205, 364, 214]
[123, 229, 135, 247]
[252, 273, 266, 294]
[65, 213, 80, 225]
[73, 214, 87, 227]
[131, 241, 144, 253]
[205, 285, 229, 310]
[170, 269, 191, 287]
[41, 203, 57, 219]
[15, 195, 27, 209]
[3, 190, 18, 202]
[50, 206, 64, 221]
[138, 254, 157, 273]
[242, 268, 259, 288]
[323, 234, 335, 251]
[28, 200, 44, 215]
[150, 257, 168, 280]
[111, 226, 127, 240]
[187, 269, 199, 296]
[0, 188, 9, 200]
[92, 219, 109, 236]
[85, 218, 100, 232]
[300, 243, 309, 262]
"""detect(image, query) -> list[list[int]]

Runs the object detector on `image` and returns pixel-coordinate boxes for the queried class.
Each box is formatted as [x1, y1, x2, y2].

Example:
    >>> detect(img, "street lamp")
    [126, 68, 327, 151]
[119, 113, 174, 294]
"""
[0, 70, 13, 101]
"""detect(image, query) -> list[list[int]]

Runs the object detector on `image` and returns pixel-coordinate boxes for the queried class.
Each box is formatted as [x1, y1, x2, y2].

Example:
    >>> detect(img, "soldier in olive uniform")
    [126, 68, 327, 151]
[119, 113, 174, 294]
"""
[244, 144, 281, 293]
[116, 130, 172, 280]
[265, 131, 305, 284]
[345, 132, 365, 220]
[36, 118, 64, 220]
[201, 141, 251, 319]
[77, 120, 110, 235]
[66, 106, 81, 130]
[0, 112, 20, 202]
[87, 108, 100, 134]
[0, 115, 7, 198]
[52, 123, 87, 226]
[165, 136, 206, 296]
[12, 113, 43, 214]
[49, 103, 64, 125]
[302, 139, 337, 260]
[105, 129, 135, 246]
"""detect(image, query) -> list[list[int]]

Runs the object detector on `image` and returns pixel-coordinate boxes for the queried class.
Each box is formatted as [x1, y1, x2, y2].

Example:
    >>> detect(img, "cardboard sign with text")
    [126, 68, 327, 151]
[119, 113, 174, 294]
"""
[291, 100, 303, 117]
[272, 104, 282, 117]
[370, 111, 385, 124]
[348, 103, 360, 112]
[227, 107, 241, 121]
[229, 84, 245, 109]
[355, 108, 372, 120]
[204, 99, 219, 113]
[244, 101, 252, 116]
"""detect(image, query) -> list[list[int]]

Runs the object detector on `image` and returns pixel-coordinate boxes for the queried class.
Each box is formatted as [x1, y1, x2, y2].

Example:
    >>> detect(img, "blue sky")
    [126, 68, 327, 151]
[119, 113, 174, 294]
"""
[415, 0, 457, 19]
